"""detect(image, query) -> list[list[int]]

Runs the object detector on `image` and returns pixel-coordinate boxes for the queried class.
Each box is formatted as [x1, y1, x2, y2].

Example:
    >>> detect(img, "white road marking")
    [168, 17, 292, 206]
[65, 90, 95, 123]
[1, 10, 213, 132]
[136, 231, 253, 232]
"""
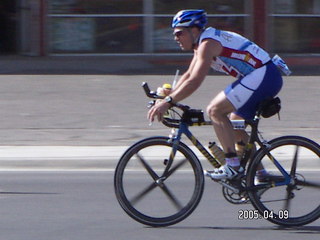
[0, 146, 318, 171]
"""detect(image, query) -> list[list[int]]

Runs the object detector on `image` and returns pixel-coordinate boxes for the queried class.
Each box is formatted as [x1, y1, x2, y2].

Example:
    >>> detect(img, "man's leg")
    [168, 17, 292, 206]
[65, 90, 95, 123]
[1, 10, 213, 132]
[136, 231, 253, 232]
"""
[230, 112, 266, 174]
[207, 91, 236, 154]
[206, 91, 244, 179]
[229, 113, 249, 157]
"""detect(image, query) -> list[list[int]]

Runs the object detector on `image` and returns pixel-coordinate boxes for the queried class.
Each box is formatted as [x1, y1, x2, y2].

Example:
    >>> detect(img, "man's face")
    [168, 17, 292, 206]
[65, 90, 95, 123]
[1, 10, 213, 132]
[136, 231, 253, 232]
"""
[173, 27, 193, 51]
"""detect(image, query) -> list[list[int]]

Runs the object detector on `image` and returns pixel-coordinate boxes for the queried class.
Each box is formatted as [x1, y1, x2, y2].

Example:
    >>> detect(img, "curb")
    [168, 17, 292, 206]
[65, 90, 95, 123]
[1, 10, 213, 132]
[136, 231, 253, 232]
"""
[0, 146, 128, 171]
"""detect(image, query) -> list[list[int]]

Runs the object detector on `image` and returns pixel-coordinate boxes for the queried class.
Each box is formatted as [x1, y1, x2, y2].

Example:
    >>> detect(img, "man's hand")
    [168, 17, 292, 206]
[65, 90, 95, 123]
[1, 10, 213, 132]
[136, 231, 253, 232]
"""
[147, 101, 171, 122]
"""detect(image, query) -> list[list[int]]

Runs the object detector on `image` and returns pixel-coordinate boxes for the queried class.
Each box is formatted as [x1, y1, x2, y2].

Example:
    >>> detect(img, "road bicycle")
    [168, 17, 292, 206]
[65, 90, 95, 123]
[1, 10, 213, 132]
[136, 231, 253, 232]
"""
[114, 82, 320, 227]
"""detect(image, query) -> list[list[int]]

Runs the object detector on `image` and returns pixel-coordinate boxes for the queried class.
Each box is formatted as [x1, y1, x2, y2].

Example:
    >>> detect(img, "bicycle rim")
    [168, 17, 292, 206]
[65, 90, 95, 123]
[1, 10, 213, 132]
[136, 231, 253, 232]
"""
[114, 137, 204, 227]
[247, 136, 320, 226]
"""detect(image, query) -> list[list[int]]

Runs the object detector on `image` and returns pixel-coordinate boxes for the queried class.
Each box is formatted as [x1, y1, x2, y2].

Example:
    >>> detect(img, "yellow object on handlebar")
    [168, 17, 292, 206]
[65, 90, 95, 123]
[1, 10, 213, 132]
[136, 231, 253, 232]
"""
[157, 83, 172, 97]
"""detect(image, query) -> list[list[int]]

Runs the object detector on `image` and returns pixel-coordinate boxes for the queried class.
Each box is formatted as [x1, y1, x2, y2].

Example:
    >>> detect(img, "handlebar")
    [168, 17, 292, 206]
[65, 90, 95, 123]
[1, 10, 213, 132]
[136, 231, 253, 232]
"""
[142, 82, 210, 128]
[142, 82, 163, 99]
[142, 82, 189, 109]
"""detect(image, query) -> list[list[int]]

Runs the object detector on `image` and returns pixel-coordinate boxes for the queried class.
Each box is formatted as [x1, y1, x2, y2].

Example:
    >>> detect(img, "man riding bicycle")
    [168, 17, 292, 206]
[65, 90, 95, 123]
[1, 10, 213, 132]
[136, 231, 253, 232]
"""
[147, 9, 284, 180]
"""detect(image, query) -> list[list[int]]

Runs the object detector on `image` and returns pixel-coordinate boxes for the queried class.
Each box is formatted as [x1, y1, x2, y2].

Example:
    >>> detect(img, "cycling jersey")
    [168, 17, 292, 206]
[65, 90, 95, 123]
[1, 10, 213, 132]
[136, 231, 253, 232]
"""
[199, 27, 271, 78]
[198, 27, 283, 119]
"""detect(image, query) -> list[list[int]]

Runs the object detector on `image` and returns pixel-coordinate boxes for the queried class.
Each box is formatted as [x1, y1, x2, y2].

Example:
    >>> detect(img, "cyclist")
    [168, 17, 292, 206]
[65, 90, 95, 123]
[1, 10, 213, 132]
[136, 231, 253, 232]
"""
[147, 9, 283, 180]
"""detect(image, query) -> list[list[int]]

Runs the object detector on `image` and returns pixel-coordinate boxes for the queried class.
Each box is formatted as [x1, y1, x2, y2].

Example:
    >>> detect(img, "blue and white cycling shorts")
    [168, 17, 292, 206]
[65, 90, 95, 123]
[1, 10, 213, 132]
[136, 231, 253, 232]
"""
[224, 62, 283, 120]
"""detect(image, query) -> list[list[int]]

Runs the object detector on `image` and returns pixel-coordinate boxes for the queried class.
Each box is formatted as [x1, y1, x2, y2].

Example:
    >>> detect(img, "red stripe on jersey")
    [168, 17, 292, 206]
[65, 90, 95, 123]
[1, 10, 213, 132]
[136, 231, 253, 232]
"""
[221, 65, 241, 78]
[221, 47, 264, 68]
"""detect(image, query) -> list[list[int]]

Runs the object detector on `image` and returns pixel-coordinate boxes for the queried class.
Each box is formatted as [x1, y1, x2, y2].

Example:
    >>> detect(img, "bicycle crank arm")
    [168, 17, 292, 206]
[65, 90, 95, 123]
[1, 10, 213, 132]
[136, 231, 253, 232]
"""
[218, 180, 241, 194]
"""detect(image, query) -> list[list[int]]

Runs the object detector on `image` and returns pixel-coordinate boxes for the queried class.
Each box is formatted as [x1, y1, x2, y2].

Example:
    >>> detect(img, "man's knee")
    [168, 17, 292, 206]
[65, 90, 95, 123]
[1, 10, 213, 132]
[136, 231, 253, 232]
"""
[207, 92, 235, 121]
[207, 103, 223, 121]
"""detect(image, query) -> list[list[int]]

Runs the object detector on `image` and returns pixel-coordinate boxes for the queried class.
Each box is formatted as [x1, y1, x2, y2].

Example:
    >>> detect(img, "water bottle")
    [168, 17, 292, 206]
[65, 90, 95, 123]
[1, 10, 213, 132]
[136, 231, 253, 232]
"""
[272, 54, 292, 76]
[208, 142, 225, 163]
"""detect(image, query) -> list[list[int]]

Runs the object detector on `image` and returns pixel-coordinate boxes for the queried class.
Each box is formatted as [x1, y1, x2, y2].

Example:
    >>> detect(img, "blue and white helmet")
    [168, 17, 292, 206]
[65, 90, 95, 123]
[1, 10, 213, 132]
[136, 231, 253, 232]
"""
[172, 9, 207, 29]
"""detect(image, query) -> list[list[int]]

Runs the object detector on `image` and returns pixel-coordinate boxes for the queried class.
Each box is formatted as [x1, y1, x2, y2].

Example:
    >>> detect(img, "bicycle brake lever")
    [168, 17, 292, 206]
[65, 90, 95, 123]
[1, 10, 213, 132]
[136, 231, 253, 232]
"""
[147, 100, 156, 109]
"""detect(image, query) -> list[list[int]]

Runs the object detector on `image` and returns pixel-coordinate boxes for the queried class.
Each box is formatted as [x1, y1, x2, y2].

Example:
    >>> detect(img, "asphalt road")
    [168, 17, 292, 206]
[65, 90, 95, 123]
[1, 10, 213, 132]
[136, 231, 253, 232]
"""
[0, 171, 319, 240]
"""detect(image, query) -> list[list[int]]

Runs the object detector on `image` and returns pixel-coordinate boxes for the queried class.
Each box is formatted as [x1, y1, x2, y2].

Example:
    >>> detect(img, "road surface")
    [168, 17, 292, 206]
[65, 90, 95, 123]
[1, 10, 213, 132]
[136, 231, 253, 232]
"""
[1, 172, 319, 240]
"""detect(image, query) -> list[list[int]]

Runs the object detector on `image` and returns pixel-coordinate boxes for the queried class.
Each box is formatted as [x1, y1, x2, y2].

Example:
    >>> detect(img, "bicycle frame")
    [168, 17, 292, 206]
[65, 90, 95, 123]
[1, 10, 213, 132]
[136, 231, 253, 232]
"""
[245, 117, 291, 187]
[168, 121, 221, 172]
[164, 115, 291, 189]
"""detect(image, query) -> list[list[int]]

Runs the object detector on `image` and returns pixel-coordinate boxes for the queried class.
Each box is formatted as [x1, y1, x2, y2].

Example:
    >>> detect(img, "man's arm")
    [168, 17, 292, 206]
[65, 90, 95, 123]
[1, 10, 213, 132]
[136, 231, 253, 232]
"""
[172, 53, 197, 90]
[147, 39, 222, 122]
[169, 39, 223, 102]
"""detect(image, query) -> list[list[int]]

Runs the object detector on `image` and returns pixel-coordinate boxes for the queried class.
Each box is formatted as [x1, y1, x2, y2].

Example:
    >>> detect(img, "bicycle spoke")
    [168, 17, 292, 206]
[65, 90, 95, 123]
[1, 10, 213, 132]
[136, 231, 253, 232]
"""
[283, 187, 293, 212]
[165, 158, 188, 178]
[130, 182, 158, 206]
[290, 146, 299, 177]
[135, 153, 160, 181]
[160, 184, 183, 210]
[130, 177, 184, 210]
[296, 179, 320, 189]
[283, 146, 299, 211]
[133, 154, 184, 210]
[260, 197, 290, 204]
[130, 175, 184, 210]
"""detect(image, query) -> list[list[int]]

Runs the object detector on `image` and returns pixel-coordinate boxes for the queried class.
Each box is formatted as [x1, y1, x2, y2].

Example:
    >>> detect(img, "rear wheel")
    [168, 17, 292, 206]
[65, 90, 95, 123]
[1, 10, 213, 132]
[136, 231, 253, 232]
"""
[114, 137, 204, 227]
[247, 136, 320, 226]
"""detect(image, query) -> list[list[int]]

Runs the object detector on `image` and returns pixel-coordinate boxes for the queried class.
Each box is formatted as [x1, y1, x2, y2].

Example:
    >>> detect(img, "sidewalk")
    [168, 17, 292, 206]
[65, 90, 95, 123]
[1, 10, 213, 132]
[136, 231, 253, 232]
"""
[0, 145, 318, 171]
[0, 146, 127, 171]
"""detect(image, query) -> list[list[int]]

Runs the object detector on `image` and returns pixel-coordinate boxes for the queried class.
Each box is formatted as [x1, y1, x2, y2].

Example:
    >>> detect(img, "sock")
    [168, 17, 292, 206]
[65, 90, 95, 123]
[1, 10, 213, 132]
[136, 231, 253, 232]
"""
[225, 157, 240, 167]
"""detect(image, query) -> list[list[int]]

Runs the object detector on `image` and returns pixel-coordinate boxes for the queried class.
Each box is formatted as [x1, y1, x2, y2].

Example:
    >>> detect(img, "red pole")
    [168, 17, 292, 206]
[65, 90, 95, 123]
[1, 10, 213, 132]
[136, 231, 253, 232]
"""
[253, 0, 267, 49]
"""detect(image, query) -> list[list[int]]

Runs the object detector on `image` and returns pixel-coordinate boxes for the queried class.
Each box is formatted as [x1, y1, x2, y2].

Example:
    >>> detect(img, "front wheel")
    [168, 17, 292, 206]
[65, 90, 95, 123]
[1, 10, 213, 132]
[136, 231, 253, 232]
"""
[247, 136, 320, 226]
[114, 137, 204, 227]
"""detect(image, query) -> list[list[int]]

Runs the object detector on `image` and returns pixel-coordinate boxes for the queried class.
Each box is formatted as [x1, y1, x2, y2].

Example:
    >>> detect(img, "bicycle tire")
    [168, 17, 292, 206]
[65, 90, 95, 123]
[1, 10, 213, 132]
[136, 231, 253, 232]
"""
[246, 136, 320, 226]
[114, 136, 204, 227]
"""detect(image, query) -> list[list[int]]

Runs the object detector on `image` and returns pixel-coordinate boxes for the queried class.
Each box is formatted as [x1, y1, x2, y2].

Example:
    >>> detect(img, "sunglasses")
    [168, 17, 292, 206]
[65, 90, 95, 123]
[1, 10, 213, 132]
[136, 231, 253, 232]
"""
[173, 30, 185, 38]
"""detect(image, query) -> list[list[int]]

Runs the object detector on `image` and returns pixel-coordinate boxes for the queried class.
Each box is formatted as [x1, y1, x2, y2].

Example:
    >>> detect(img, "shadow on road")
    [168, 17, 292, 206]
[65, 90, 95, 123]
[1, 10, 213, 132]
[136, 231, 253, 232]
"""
[147, 225, 320, 234]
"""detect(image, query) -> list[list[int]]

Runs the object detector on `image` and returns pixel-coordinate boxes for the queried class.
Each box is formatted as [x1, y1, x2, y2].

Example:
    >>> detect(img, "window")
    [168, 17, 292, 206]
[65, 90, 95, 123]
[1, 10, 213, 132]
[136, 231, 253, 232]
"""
[49, 0, 143, 14]
[271, 0, 320, 53]
[47, 0, 250, 54]
[48, 0, 143, 53]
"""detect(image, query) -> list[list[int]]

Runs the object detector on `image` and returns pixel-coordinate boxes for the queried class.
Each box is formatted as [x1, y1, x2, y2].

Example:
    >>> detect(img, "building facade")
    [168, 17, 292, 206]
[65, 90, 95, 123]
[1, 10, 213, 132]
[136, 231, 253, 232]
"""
[1, 0, 319, 56]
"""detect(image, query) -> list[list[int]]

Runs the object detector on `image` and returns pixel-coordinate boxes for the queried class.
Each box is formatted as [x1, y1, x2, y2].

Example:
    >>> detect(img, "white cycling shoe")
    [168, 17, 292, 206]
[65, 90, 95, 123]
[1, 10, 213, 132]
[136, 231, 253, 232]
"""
[205, 165, 244, 180]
